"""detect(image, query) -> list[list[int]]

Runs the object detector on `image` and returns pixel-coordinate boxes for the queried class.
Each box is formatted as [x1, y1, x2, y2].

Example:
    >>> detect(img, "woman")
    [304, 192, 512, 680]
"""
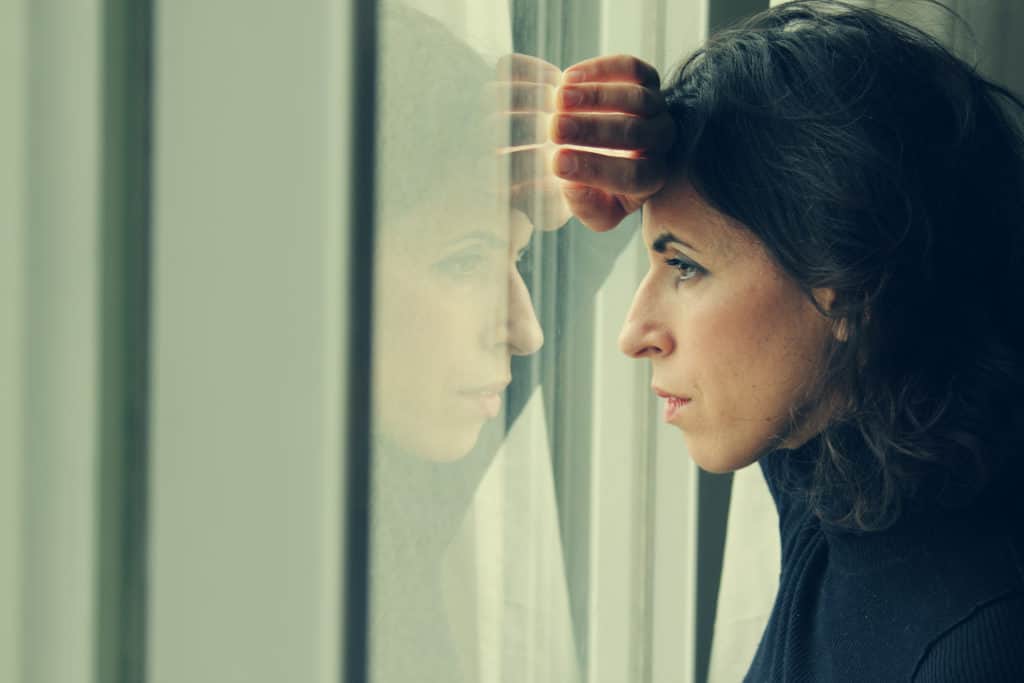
[372, 7, 552, 681]
[550, 1, 1024, 680]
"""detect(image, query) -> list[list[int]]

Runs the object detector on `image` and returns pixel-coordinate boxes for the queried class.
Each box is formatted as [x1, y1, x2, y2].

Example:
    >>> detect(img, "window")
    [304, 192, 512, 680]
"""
[369, 1, 714, 681]
[25, 1, 1023, 682]
[12, 0, 1019, 679]
[1, 1, 708, 682]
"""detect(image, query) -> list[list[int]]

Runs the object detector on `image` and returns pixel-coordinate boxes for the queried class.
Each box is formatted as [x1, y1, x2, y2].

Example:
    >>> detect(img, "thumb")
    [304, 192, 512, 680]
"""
[561, 185, 630, 232]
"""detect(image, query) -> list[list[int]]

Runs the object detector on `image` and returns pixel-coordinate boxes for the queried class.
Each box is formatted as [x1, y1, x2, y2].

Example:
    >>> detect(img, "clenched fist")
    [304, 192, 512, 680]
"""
[550, 55, 676, 232]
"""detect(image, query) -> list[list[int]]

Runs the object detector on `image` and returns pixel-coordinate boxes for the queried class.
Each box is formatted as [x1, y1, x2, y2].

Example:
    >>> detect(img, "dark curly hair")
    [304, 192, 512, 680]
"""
[663, 0, 1024, 531]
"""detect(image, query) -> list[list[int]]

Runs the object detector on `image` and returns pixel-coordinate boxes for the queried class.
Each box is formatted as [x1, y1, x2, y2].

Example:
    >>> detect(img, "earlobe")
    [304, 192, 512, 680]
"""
[833, 318, 849, 342]
[811, 287, 848, 342]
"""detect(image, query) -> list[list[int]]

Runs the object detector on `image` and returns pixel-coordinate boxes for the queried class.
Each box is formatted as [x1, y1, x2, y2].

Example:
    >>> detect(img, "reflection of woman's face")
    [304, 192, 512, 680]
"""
[619, 179, 835, 472]
[374, 198, 542, 461]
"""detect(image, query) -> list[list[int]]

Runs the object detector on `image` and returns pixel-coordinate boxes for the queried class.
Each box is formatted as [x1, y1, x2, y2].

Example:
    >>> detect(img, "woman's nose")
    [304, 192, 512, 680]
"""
[618, 281, 673, 359]
[506, 271, 544, 356]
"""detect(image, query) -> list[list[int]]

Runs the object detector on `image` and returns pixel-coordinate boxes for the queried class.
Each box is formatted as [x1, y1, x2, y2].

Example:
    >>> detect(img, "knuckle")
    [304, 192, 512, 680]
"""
[575, 116, 594, 143]
[640, 87, 659, 115]
[621, 116, 639, 147]
[585, 84, 599, 106]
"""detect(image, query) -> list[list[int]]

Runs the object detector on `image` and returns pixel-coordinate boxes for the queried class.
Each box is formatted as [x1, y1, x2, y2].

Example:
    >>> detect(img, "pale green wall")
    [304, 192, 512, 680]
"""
[0, 0, 26, 680]
[146, 2, 347, 681]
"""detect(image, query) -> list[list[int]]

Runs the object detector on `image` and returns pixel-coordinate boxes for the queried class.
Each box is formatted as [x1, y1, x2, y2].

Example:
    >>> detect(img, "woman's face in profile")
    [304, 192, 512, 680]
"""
[373, 196, 542, 461]
[620, 179, 836, 471]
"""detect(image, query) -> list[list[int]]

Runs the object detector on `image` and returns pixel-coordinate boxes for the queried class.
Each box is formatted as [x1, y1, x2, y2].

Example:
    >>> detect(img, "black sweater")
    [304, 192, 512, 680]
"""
[745, 434, 1024, 682]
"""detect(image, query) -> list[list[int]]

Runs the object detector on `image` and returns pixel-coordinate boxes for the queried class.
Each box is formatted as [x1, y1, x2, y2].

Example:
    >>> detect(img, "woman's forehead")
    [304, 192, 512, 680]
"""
[642, 181, 751, 260]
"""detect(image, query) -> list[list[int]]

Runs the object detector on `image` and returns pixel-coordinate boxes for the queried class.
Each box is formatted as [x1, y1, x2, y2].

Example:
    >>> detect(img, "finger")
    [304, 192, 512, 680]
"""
[491, 111, 549, 147]
[511, 82, 556, 113]
[550, 112, 674, 151]
[560, 184, 630, 232]
[552, 148, 666, 196]
[556, 83, 665, 116]
[509, 177, 573, 232]
[562, 54, 660, 88]
[496, 53, 562, 86]
[502, 146, 550, 188]
[486, 81, 557, 113]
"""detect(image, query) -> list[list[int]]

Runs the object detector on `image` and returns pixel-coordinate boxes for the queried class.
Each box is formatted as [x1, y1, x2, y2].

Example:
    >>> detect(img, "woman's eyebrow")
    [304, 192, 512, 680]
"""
[651, 231, 701, 254]
[443, 231, 508, 250]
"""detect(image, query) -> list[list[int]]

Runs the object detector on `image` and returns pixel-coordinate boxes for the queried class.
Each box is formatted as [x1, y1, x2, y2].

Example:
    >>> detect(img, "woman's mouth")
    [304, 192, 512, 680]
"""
[654, 387, 692, 422]
[459, 381, 509, 419]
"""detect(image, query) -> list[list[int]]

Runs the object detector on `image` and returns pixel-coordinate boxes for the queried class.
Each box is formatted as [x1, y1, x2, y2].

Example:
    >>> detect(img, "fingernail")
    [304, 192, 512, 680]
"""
[556, 116, 578, 140]
[556, 151, 578, 176]
[563, 70, 586, 83]
[560, 87, 584, 107]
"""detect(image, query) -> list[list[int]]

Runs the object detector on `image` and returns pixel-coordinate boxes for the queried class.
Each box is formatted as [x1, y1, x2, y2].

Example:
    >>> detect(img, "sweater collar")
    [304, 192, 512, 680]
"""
[765, 426, 976, 571]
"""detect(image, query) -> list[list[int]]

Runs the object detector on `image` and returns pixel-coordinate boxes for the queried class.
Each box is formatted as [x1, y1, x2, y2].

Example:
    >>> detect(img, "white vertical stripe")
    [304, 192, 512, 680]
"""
[321, 2, 348, 682]
[21, 2, 103, 681]
[588, 224, 652, 683]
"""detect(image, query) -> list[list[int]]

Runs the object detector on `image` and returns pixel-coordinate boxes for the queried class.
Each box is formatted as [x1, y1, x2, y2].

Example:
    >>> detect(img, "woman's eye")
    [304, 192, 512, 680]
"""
[436, 251, 486, 278]
[665, 257, 703, 283]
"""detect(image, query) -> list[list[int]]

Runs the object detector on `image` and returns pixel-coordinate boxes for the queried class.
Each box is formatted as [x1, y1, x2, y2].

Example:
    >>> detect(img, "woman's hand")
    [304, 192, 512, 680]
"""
[493, 53, 573, 232]
[550, 55, 676, 232]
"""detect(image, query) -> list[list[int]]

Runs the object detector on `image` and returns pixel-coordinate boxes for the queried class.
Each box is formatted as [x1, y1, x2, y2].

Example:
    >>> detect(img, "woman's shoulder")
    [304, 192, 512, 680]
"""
[811, 513, 1024, 681]
[912, 591, 1024, 682]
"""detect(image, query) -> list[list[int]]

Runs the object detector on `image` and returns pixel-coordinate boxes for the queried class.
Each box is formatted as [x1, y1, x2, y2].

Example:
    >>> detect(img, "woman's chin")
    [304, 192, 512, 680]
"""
[684, 435, 764, 474]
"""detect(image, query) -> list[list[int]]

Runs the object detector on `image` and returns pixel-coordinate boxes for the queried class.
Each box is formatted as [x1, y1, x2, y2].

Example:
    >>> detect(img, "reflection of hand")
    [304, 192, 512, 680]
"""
[550, 55, 675, 232]
[493, 54, 573, 232]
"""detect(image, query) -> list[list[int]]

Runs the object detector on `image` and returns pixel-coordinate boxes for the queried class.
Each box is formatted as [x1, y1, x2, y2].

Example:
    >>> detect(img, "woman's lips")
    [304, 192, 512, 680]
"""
[459, 381, 509, 419]
[654, 387, 692, 422]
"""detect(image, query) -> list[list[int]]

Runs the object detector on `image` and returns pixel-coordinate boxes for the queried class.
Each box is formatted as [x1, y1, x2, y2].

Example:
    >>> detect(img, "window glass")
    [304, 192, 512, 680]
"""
[3, 1, 702, 681]
[371, 3, 574, 681]
[370, 2, 677, 681]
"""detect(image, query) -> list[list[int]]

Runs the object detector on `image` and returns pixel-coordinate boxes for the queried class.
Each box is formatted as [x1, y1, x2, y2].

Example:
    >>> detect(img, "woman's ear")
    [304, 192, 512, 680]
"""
[812, 287, 849, 342]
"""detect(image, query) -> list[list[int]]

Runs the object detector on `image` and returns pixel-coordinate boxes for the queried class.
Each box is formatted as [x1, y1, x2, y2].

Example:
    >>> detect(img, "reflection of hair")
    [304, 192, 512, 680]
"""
[377, 3, 495, 222]
[665, 0, 1024, 530]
